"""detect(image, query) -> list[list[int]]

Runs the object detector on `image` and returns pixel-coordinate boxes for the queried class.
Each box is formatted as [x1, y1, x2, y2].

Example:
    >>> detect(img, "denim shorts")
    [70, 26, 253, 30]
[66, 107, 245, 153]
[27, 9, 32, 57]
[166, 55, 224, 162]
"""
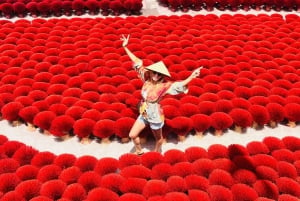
[137, 115, 164, 130]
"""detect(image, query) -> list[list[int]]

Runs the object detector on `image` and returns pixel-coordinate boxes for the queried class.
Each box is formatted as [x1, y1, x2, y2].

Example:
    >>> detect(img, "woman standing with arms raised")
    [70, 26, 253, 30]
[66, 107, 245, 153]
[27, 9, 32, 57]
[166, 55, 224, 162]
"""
[121, 35, 202, 155]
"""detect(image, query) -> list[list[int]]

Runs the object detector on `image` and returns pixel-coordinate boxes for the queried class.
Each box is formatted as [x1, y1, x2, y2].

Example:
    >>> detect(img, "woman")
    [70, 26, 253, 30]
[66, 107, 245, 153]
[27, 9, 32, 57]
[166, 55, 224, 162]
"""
[121, 35, 202, 154]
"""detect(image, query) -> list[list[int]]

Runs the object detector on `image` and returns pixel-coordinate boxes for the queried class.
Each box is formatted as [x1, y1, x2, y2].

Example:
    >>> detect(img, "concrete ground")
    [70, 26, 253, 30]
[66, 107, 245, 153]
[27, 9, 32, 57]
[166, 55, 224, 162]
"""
[0, 119, 299, 159]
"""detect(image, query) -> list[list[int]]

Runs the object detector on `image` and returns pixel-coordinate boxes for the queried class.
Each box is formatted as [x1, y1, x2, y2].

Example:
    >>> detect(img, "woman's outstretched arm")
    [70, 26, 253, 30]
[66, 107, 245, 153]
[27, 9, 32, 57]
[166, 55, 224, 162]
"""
[166, 67, 203, 95]
[121, 34, 142, 65]
[178, 66, 203, 87]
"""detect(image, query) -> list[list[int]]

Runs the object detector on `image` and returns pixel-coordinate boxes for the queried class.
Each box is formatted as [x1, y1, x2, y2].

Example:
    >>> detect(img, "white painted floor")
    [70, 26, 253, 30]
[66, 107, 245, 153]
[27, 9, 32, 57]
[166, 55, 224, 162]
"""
[0, 0, 299, 159]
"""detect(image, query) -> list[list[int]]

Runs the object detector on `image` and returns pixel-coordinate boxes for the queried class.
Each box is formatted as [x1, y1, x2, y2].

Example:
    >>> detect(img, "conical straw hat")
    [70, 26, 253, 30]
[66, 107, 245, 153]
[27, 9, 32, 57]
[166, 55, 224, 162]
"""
[146, 61, 171, 77]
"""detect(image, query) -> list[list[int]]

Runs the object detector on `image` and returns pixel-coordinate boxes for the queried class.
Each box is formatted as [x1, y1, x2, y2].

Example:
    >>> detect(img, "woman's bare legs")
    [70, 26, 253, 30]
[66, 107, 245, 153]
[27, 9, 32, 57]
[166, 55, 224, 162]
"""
[152, 128, 164, 152]
[129, 119, 146, 154]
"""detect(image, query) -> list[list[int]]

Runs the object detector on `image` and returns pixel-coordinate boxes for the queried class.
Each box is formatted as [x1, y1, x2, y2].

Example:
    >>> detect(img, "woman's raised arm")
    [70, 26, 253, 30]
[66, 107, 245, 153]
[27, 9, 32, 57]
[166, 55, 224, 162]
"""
[121, 34, 142, 66]
[166, 67, 203, 95]
[179, 66, 203, 87]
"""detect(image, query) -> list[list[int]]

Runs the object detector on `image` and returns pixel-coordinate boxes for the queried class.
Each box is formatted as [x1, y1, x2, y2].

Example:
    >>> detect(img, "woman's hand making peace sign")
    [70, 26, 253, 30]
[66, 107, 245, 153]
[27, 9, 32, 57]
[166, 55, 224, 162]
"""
[120, 34, 130, 47]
